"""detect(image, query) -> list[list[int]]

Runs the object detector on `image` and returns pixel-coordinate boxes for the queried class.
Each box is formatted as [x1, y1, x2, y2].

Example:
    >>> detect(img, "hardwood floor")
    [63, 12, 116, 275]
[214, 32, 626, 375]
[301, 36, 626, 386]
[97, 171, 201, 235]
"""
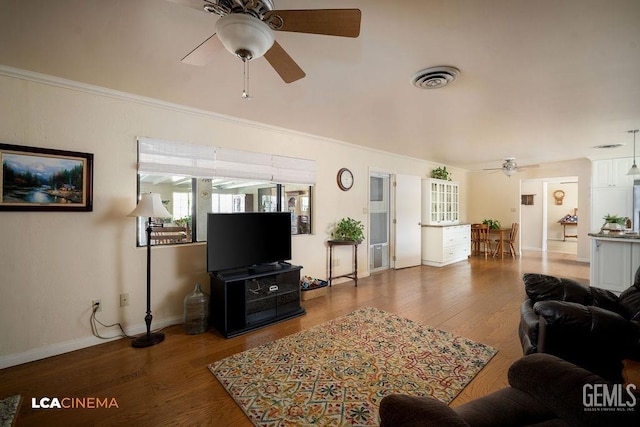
[0, 251, 588, 426]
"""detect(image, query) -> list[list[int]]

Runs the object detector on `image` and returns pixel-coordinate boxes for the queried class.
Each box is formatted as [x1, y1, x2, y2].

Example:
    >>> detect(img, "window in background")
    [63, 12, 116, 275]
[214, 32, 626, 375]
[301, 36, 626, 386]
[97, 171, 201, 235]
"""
[173, 191, 192, 219]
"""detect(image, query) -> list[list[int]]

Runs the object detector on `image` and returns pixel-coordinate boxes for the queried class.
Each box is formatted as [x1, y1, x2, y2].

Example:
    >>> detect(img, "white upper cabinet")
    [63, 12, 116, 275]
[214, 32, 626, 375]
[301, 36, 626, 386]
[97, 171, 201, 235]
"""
[592, 158, 636, 188]
[422, 178, 459, 225]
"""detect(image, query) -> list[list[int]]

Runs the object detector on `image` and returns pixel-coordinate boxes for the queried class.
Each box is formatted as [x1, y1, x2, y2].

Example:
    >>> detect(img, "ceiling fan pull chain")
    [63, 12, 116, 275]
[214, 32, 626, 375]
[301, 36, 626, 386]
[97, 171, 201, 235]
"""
[242, 59, 251, 99]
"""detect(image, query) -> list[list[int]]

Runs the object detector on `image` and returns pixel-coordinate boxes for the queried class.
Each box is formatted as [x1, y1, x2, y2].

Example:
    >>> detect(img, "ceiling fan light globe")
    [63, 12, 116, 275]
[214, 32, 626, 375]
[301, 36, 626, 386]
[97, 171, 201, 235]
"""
[216, 14, 274, 60]
[503, 168, 517, 177]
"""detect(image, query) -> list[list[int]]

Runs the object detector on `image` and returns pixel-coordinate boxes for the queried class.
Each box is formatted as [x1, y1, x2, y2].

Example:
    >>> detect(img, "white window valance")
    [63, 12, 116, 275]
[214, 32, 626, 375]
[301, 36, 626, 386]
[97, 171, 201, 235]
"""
[137, 137, 316, 185]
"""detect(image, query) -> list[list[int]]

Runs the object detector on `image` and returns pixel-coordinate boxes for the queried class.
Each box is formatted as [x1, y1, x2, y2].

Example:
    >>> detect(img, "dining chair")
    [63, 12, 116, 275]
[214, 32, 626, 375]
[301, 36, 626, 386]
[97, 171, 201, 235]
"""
[150, 226, 187, 245]
[471, 223, 491, 258]
[471, 224, 480, 254]
[497, 222, 519, 257]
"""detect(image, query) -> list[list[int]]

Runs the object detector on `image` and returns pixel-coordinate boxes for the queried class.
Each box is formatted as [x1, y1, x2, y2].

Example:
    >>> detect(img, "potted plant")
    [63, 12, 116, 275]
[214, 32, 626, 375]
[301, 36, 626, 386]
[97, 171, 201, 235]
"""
[482, 218, 501, 230]
[332, 217, 365, 243]
[431, 166, 452, 181]
[602, 214, 627, 232]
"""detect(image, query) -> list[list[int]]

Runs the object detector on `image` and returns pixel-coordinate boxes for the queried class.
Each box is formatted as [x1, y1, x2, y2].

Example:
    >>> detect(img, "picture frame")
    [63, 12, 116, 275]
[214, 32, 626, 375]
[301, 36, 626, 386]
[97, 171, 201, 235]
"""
[0, 143, 93, 212]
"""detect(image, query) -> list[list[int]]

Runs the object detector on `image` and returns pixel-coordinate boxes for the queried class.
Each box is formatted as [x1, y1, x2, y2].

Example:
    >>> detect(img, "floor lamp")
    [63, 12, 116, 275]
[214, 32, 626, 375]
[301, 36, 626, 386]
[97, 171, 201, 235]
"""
[128, 192, 171, 348]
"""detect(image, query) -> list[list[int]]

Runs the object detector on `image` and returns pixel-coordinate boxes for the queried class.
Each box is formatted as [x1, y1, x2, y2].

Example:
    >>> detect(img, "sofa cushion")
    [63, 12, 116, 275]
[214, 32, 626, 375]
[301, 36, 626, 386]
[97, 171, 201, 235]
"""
[379, 394, 469, 427]
[509, 354, 638, 426]
[455, 387, 560, 427]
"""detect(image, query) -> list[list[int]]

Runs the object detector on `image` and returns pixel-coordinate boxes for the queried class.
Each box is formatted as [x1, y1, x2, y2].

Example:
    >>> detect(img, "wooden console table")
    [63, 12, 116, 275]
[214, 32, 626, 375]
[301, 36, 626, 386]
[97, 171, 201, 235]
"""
[560, 221, 578, 241]
[327, 239, 359, 287]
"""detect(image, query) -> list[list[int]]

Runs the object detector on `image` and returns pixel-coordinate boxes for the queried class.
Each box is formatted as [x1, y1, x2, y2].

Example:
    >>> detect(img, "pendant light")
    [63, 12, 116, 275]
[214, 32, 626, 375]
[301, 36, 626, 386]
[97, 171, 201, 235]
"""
[627, 129, 640, 175]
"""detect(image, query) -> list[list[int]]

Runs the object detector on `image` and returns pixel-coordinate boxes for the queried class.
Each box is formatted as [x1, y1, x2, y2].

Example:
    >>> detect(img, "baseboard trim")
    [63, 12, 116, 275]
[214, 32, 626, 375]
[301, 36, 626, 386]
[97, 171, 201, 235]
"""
[0, 315, 182, 369]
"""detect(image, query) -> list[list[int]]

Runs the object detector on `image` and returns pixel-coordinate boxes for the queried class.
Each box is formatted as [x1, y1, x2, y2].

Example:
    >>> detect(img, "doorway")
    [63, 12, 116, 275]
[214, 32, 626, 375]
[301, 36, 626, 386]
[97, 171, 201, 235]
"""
[546, 179, 579, 255]
[520, 177, 578, 256]
[370, 173, 390, 272]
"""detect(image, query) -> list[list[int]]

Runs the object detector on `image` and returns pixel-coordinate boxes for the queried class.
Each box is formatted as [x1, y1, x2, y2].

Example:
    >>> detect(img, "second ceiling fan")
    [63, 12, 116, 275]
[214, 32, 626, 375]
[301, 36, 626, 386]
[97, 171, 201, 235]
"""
[171, 0, 361, 95]
[484, 157, 539, 177]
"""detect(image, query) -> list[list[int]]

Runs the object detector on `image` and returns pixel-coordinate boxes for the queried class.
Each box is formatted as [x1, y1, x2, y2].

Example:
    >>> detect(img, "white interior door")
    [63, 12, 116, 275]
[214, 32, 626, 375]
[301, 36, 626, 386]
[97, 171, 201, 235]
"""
[394, 174, 422, 268]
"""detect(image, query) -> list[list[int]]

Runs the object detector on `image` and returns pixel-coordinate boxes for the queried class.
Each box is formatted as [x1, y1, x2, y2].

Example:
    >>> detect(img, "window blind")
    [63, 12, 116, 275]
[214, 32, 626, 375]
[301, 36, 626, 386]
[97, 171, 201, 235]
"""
[137, 137, 216, 178]
[137, 137, 316, 184]
[272, 155, 316, 185]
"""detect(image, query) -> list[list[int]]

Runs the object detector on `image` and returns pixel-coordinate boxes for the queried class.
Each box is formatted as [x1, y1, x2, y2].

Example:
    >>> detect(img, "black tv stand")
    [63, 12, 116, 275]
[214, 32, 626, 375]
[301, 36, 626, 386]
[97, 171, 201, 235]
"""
[209, 264, 305, 338]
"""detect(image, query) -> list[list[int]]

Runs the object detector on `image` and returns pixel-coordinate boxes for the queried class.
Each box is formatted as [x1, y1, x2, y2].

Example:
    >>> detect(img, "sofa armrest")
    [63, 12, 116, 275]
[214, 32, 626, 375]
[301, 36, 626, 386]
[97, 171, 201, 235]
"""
[379, 394, 469, 427]
[519, 300, 539, 354]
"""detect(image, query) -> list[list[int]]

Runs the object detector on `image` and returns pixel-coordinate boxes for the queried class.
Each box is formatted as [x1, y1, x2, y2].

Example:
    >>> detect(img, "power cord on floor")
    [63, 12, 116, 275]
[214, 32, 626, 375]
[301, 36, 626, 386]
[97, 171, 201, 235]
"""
[90, 301, 166, 340]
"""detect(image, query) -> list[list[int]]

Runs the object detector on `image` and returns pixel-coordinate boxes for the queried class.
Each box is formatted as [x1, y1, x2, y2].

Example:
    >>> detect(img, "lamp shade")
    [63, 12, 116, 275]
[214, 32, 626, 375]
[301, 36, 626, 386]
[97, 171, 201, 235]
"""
[628, 130, 640, 175]
[128, 193, 171, 218]
[216, 14, 274, 60]
[628, 163, 640, 175]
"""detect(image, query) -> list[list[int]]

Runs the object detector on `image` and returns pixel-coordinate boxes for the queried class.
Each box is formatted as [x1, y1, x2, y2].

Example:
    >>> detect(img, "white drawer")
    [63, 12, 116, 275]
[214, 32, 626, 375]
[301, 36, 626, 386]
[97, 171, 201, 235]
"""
[443, 243, 470, 263]
[442, 226, 470, 248]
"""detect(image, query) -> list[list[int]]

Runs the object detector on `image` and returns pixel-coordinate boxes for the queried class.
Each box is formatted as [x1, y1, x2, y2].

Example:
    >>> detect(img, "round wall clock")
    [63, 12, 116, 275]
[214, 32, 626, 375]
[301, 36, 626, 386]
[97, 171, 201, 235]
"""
[553, 190, 565, 205]
[337, 168, 354, 191]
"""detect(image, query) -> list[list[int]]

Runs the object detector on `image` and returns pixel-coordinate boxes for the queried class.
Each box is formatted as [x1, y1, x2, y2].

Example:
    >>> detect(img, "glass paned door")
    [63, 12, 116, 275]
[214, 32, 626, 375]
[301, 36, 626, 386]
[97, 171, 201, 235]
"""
[370, 173, 390, 272]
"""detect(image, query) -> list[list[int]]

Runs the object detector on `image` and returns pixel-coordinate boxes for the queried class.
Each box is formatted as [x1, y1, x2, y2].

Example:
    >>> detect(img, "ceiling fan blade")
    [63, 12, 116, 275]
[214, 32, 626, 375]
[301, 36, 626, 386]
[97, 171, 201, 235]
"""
[266, 9, 361, 37]
[165, 0, 206, 12]
[181, 33, 223, 66]
[264, 41, 306, 83]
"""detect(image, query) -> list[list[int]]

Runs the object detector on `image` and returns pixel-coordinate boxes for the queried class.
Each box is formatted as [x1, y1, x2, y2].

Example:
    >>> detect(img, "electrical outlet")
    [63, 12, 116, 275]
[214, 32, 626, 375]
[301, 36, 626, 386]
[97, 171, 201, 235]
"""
[120, 293, 130, 307]
[92, 299, 102, 313]
[335, 258, 341, 267]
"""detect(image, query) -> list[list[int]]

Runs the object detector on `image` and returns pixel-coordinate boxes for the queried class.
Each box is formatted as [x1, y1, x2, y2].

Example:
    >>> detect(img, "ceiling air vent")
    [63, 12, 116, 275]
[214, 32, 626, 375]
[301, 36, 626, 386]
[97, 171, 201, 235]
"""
[411, 66, 460, 89]
[593, 144, 624, 149]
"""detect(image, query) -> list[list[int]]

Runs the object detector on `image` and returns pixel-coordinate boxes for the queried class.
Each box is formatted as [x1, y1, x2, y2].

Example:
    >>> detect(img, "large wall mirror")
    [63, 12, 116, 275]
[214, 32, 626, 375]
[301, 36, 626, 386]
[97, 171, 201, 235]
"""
[135, 137, 315, 246]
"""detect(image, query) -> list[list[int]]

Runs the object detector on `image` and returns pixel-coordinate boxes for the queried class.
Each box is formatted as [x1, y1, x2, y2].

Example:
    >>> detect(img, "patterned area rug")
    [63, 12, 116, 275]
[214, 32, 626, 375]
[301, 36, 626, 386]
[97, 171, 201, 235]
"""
[209, 307, 497, 426]
[0, 395, 21, 427]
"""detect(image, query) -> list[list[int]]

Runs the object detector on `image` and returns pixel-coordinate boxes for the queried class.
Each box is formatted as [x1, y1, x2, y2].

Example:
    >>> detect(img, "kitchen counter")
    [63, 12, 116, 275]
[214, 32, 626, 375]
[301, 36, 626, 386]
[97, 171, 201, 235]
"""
[588, 232, 640, 240]
[421, 223, 471, 228]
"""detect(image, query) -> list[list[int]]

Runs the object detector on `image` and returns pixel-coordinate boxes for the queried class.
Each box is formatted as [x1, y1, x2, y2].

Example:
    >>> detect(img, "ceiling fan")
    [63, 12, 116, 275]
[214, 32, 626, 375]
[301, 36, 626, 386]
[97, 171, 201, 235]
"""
[168, 0, 361, 97]
[483, 157, 539, 177]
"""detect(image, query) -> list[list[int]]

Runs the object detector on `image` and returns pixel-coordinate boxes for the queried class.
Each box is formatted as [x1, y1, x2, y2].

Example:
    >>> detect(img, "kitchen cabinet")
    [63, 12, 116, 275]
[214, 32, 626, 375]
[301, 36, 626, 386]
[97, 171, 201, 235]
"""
[421, 224, 470, 267]
[592, 158, 635, 188]
[590, 158, 635, 232]
[422, 178, 459, 225]
[589, 235, 640, 293]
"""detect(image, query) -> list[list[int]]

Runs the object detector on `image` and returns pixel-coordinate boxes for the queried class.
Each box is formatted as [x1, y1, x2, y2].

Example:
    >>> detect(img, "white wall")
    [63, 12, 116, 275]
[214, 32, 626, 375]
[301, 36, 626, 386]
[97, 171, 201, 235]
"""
[0, 68, 469, 367]
[521, 180, 544, 250]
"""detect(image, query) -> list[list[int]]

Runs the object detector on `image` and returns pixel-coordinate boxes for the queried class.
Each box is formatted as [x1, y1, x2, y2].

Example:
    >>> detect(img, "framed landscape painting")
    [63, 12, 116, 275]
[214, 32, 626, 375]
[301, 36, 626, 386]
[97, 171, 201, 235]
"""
[0, 144, 93, 211]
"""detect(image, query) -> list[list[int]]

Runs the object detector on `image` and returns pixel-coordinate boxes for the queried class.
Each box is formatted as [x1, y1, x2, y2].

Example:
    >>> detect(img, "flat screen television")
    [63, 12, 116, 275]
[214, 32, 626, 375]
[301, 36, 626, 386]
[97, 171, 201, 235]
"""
[207, 212, 292, 274]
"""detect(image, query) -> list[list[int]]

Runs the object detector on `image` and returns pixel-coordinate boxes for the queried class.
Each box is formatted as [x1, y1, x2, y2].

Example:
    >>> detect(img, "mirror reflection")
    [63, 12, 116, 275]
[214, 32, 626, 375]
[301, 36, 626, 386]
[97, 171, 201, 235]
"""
[137, 174, 312, 246]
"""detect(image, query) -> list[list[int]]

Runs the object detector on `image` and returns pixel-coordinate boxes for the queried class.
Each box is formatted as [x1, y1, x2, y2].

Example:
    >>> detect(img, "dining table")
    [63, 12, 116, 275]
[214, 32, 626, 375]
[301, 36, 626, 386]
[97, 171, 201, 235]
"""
[489, 228, 512, 258]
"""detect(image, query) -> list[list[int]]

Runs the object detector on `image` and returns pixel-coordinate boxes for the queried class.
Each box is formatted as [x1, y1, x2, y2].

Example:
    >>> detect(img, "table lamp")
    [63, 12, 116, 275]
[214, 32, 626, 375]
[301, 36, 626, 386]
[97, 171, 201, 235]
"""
[127, 192, 171, 348]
